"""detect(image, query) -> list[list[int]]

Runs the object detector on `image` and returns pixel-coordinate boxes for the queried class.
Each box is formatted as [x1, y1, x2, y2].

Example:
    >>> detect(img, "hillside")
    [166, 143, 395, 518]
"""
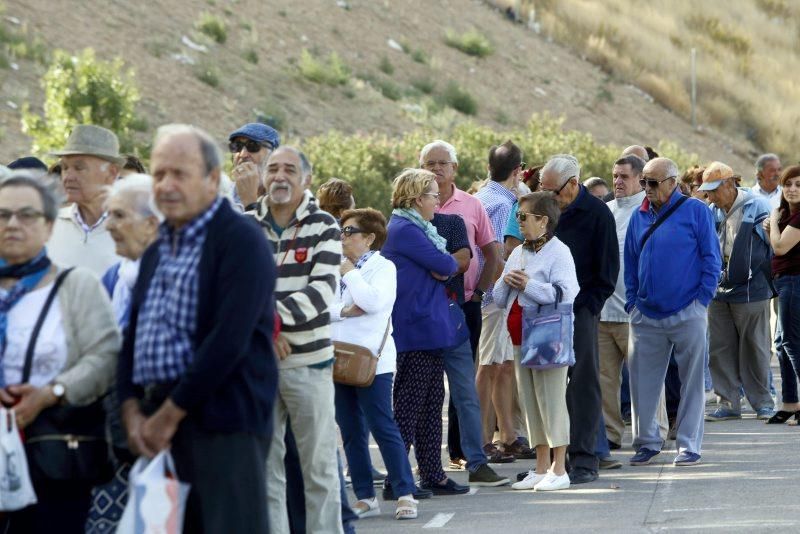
[0, 0, 765, 175]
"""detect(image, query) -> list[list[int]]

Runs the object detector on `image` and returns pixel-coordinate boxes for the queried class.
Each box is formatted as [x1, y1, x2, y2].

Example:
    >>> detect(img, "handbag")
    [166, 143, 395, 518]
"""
[20, 268, 113, 486]
[333, 319, 391, 387]
[520, 285, 575, 370]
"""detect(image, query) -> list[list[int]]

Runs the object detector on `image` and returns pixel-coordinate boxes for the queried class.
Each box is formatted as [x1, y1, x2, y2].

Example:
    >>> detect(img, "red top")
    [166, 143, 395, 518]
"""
[772, 211, 800, 277]
[507, 298, 523, 346]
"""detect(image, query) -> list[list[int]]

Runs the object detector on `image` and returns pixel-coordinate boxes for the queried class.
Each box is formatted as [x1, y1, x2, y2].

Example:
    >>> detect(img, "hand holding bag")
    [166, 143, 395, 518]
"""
[333, 319, 391, 387]
[520, 285, 575, 370]
[0, 408, 36, 511]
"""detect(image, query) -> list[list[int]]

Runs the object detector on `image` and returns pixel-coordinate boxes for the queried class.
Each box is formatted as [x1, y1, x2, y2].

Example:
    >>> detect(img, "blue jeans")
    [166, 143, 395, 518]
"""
[775, 274, 800, 404]
[335, 373, 416, 499]
[594, 412, 611, 459]
[443, 338, 487, 472]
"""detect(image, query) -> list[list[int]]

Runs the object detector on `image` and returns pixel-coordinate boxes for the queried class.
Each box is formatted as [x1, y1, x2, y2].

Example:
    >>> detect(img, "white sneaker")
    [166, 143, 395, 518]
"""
[534, 471, 570, 491]
[511, 470, 547, 490]
[353, 497, 381, 518]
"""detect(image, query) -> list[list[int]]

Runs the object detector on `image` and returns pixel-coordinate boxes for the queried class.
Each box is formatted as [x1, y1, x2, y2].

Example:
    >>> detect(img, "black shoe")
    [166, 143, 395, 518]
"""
[516, 470, 531, 482]
[607, 440, 621, 450]
[420, 478, 470, 495]
[382, 481, 433, 501]
[568, 467, 598, 485]
[766, 410, 800, 424]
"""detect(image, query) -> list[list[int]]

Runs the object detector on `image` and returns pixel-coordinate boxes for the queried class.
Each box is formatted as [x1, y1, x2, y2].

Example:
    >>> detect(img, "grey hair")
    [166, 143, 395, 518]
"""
[542, 154, 581, 186]
[106, 173, 163, 221]
[755, 153, 779, 174]
[273, 146, 313, 182]
[583, 177, 607, 190]
[154, 124, 222, 175]
[0, 171, 62, 222]
[419, 140, 458, 165]
[663, 159, 679, 180]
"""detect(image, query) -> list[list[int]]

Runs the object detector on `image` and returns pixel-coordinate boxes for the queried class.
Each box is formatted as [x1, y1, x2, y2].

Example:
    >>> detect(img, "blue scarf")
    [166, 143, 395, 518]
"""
[0, 249, 52, 386]
[392, 208, 449, 254]
[340, 250, 376, 294]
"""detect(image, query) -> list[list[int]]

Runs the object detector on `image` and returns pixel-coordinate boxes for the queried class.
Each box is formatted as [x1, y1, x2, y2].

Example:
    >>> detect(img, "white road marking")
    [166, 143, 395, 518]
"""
[423, 512, 455, 528]
[468, 487, 479, 495]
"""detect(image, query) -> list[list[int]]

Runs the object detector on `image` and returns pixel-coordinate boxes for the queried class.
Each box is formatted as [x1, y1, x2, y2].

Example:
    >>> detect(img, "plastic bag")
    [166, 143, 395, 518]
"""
[0, 408, 37, 511]
[116, 450, 190, 534]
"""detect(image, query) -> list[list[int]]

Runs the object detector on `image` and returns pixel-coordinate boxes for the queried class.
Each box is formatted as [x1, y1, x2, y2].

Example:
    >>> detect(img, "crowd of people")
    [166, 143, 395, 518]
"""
[0, 120, 797, 534]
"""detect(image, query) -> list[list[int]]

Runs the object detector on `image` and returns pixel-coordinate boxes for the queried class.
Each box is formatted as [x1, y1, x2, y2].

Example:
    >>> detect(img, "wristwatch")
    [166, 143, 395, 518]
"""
[51, 383, 66, 403]
[474, 289, 485, 301]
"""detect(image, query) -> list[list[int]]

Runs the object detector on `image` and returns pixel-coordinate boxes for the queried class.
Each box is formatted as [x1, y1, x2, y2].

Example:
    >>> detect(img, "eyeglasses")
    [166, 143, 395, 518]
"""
[341, 226, 364, 237]
[0, 208, 46, 226]
[421, 192, 440, 199]
[639, 176, 676, 189]
[519, 161, 527, 170]
[228, 139, 273, 154]
[542, 177, 574, 196]
[516, 211, 543, 223]
[422, 160, 453, 169]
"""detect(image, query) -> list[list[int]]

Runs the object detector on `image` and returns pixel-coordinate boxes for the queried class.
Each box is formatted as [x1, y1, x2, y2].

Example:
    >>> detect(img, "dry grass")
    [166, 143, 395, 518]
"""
[498, 0, 800, 157]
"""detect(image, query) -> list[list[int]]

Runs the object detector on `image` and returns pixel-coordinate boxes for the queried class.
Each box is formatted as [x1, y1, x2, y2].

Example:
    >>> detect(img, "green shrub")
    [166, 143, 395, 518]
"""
[378, 55, 394, 75]
[244, 48, 258, 64]
[411, 78, 435, 94]
[194, 62, 221, 87]
[439, 82, 478, 115]
[444, 29, 494, 58]
[298, 49, 349, 86]
[411, 49, 428, 64]
[20, 48, 141, 154]
[196, 12, 227, 44]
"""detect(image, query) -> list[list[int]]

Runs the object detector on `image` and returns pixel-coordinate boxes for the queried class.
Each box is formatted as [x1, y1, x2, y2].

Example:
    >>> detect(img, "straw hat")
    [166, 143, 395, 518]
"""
[50, 124, 125, 165]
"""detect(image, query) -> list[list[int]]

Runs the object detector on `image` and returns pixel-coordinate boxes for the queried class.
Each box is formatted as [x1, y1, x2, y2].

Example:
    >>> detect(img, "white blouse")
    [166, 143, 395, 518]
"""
[330, 252, 398, 376]
[2, 282, 68, 387]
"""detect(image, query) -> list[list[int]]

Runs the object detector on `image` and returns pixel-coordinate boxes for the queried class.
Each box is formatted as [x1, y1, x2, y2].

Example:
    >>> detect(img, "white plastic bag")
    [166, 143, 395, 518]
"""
[116, 450, 190, 534]
[0, 408, 37, 511]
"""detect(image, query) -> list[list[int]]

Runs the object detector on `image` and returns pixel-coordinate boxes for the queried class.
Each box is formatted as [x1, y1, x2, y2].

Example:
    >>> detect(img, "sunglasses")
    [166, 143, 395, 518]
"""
[421, 192, 441, 199]
[341, 226, 364, 237]
[542, 177, 574, 196]
[639, 176, 676, 189]
[516, 211, 543, 223]
[229, 139, 273, 154]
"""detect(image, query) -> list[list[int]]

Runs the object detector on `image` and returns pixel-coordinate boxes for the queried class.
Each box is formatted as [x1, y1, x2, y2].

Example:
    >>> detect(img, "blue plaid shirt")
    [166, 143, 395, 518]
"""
[474, 180, 517, 305]
[133, 197, 223, 385]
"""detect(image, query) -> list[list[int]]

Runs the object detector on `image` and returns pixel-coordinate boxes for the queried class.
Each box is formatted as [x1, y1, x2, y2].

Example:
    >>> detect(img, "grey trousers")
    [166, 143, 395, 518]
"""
[630, 301, 707, 455]
[708, 299, 774, 412]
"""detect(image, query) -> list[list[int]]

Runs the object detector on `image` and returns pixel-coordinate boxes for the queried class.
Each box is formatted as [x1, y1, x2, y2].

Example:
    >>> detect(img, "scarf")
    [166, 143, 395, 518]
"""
[341, 250, 376, 294]
[112, 258, 141, 326]
[392, 208, 449, 254]
[523, 234, 550, 253]
[0, 249, 52, 386]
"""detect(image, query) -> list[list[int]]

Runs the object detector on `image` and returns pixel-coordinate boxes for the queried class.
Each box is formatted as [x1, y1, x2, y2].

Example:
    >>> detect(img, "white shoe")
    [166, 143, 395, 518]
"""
[534, 471, 570, 491]
[511, 470, 547, 490]
[353, 497, 381, 518]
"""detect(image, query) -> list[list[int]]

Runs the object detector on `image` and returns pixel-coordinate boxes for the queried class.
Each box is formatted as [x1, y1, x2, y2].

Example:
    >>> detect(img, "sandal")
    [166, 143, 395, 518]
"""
[766, 410, 800, 424]
[395, 496, 418, 520]
[353, 497, 380, 518]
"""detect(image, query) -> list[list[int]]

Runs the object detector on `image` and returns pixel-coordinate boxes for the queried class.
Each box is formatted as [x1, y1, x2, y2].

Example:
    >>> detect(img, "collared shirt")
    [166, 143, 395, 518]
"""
[133, 197, 223, 385]
[46, 204, 119, 276]
[436, 184, 495, 300]
[750, 183, 782, 211]
[74, 207, 108, 236]
[721, 190, 746, 262]
[474, 180, 517, 305]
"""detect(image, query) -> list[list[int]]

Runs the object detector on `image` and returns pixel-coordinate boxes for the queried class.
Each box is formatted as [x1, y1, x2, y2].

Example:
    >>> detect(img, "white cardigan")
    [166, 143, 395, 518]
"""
[330, 252, 397, 375]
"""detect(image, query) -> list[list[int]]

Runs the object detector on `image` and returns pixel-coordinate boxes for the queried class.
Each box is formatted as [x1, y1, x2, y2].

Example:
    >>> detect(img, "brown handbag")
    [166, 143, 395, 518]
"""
[332, 319, 391, 387]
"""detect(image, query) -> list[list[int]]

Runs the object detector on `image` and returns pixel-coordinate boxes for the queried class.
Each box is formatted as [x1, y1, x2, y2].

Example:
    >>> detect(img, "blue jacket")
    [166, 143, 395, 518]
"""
[118, 200, 279, 436]
[710, 191, 774, 303]
[625, 189, 721, 319]
[382, 215, 459, 353]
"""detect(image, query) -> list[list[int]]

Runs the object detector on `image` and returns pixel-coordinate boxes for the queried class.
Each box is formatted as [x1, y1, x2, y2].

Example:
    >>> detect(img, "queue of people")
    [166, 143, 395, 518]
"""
[0, 120, 798, 534]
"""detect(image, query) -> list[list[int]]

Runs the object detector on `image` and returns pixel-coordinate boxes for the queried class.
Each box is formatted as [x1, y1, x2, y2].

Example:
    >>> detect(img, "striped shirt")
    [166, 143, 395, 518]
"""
[251, 190, 341, 369]
[474, 180, 517, 305]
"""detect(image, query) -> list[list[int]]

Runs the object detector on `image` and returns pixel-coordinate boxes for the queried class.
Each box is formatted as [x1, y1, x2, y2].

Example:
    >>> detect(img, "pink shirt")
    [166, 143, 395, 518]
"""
[437, 184, 495, 299]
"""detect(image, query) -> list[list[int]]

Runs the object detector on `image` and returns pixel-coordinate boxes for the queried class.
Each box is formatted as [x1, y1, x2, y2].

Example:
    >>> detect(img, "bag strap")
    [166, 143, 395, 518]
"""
[22, 268, 74, 384]
[639, 195, 688, 250]
[554, 285, 563, 304]
[376, 318, 392, 359]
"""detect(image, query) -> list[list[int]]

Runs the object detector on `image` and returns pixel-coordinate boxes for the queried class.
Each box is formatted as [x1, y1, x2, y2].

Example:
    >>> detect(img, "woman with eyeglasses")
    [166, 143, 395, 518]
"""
[0, 173, 120, 533]
[382, 169, 468, 500]
[494, 192, 578, 492]
[330, 207, 420, 520]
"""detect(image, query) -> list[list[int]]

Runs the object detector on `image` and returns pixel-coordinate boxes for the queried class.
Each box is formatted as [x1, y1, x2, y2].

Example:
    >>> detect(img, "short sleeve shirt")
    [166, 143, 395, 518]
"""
[437, 185, 495, 300]
[504, 202, 524, 242]
[772, 211, 800, 276]
[432, 213, 471, 304]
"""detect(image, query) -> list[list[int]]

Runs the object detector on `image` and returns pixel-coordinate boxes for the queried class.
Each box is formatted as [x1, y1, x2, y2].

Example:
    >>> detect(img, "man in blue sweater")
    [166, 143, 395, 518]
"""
[625, 157, 721, 467]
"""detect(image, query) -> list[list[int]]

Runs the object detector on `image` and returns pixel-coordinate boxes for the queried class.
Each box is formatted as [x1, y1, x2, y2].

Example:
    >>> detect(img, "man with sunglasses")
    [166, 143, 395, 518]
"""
[228, 122, 280, 211]
[625, 157, 721, 467]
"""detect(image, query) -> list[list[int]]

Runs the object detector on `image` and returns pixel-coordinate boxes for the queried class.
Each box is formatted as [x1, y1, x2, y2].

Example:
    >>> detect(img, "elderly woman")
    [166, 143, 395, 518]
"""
[494, 192, 578, 492]
[0, 173, 119, 533]
[381, 168, 467, 497]
[317, 178, 355, 222]
[331, 207, 419, 520]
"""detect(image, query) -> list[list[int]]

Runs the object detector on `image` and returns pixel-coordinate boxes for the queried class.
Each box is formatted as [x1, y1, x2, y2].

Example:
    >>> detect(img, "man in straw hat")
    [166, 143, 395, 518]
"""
[46, 124, 124, 275]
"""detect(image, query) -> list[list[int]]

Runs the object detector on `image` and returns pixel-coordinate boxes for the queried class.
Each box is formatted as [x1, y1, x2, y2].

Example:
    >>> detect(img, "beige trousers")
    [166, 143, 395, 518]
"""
[513, 346, 570, 448]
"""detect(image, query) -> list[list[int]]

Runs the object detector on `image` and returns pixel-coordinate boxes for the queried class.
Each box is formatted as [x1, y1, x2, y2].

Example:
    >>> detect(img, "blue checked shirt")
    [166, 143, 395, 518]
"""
[132, 197, 223, 385]
[474, 180, 517, 305]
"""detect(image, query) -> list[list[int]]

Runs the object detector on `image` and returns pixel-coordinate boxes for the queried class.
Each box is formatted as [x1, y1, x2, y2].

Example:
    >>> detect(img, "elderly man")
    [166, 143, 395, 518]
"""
[251, 146, 343, 534]
[699, 162, 775, 421]
[625, 157, 721, 467]
[228, 122, 280, 210]
[751, 153, 782, 210]
[419, 140, 506, 463]
[47, 124, 123, 275]
[506, 154, 618, 483]
[621, 145, 650, 162]
[118, 125, 278, 532]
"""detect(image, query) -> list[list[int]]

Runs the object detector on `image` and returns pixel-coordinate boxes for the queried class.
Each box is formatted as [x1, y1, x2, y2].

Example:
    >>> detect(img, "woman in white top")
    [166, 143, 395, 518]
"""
[0, 173, 120, 533]
[330, 208, 419, 521]
[493, 192, 579, 492]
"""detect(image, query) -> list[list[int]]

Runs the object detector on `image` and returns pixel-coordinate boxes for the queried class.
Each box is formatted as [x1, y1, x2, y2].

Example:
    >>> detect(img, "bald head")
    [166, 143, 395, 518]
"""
[643, 157, 678, 180]
[642, 157, 679, 210]
[622, 145, 649, 162]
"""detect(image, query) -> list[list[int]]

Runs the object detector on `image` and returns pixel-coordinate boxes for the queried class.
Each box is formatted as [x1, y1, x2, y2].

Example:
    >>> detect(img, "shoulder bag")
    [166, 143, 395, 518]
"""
[333, 319, 391, 387]
[21, 268, 114, 486]
[639, 195, 688, 249]
[520, 285, 575, 370]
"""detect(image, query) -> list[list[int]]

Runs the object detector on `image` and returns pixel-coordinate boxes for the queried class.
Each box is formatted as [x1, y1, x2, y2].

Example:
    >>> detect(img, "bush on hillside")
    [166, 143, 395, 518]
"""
[196, 12, 227, 44]
[444, 29, 494, 58]
[439, 82, 478, 115]
[298, 49, 350, 86]
[21, 48, 141, 154]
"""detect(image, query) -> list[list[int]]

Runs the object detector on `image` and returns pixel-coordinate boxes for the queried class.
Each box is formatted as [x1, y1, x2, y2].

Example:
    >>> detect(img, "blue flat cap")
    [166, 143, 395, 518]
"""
[8, 156, 48, 172]
[228, 123, 280, 149]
